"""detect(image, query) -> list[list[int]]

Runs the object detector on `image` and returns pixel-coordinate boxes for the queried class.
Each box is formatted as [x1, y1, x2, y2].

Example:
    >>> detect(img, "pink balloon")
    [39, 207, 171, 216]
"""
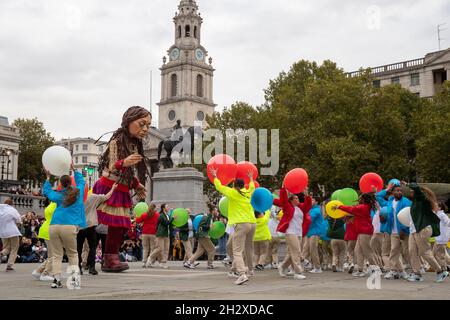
[283, 168, 308, 194]
[207, 154, 237, 185]
[359, 172, 383, 193]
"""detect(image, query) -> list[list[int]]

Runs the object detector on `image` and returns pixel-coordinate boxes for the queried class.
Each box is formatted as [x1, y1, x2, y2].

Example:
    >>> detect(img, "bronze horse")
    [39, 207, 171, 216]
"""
[157, 126, 202, 168]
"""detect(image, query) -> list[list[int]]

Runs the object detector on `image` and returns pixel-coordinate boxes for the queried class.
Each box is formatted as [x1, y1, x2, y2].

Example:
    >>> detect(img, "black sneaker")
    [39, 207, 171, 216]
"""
[51, 279, 63, 289]
[332, 265, 337, 272]
[255, 264, 264, 271]
[348, 265, 355, 274]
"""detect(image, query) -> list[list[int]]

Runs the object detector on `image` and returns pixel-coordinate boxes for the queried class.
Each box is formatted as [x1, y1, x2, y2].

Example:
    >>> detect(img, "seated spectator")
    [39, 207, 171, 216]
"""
[18, 237, 38, 263]
[32, 240, 47, 263]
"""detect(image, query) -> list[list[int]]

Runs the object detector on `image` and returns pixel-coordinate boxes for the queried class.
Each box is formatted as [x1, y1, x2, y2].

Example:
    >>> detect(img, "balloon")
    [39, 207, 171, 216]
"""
[250, 188, 274, 212]
[172, 208, 189, 227]
[388, 179, 401, 187]
[359, 172, 384, 193]
[277, 232, 286, 239]
[429, 237, 435, 244]
[57, 176, 89, 202]
[447, 241, 450, 249]
[397, 207, 411, 227]
[326, 200, 347, 219]
[236, 161, 259, 185]
[42, 146, 72, 177]
[272, 192, 280, 200]
[88, 189, 93, 196]
[133, 202, 148, 218]
[219, 197, 229, 217]
[380, 206, 388, 219]
[337, 188, 359, 206]
[283, 168, 308, 194]
[277, 210, 284, 220]
[209, 221, 226, 239]
[245, 181, 260, 189]
[207, 154, 237, 185]
[193, 215, 203, 231]
[331, 190, 341, 201]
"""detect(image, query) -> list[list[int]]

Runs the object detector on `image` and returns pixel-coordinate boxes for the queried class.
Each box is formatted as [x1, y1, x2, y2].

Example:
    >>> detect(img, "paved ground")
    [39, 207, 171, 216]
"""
[0, 262, 448, 300]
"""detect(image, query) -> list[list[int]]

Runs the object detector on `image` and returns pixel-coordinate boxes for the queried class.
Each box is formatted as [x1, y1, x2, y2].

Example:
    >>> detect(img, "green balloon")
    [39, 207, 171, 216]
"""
[219, 197, 229, 218]
[172, 208, 189, 227]
[133, 202, 148, 218]
[331, 190, 341, 201]
[272, 193, 280, 200]
[337, 188, 359, 206]
[209, 221, 226, 239]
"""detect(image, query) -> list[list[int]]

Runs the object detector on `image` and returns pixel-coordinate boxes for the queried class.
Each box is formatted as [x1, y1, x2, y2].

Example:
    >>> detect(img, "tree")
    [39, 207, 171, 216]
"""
[13, 118, 55, 185]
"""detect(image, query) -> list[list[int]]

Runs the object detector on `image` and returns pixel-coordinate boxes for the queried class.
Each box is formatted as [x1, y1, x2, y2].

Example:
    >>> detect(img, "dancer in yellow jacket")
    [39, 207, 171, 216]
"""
[253, 210, 271, 270]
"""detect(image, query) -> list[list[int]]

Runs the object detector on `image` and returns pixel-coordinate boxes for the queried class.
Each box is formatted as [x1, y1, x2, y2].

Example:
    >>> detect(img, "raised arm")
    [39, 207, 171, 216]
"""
[43, 180, 63, 203]
[299, 195, 312, 214]
[273, 187, 287, 208]
[214, 178, 234, 198]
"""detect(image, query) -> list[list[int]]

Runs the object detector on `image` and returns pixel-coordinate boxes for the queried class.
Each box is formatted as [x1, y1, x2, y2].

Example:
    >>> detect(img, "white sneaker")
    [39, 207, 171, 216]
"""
[384, 271, 399, 280]
[234, 274, 249, 285]
[343, 262, 349, 271]
[184, 261, 196, 269]
[399, 271, 409, 280]
[160, 263, 169, 269]
[294, 273, 306, 280]
[309, 268, 323, 274]
[436, 271, 449, 283]
[66, 266, 81, 290]
[407, 274, 424, 282]
[286, 268, 295, 276]
[278, 265, 288, 278]
[419, 267, 426, 275]
[352, 271, 367, 277]
[227, 271, 239, 278]
[32, 269, 41, 280]
[271, 263, 278, 269]
[40, 274, 54, 281]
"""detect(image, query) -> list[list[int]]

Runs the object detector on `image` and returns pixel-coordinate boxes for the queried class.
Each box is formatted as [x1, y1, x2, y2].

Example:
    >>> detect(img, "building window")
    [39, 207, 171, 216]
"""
[185, 25, 190, 37]
[75, 156, 79, 164]
[75, 145, 79, 151]
[168, 110, 176, 121]
[178, 26, 181, 38]
[196, 74, 204, 97]
[82, 156, 88, 163]
[197, 111, 205, 121]
[372, 80, 381, 88]
[410, 73, 420, 86]
[194, 26, 197, 38]
[171, 74, 178, 97]
[82, 144, 88, 151]
[391, 76, 400, 84]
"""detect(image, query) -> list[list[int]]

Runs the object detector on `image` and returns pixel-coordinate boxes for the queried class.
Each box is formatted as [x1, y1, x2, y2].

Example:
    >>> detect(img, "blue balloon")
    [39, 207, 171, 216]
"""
[250, 187, 274, 212]
[193, 214, 203, 232]
[380, 206, 388, 219]
[388, 179, 401, 187]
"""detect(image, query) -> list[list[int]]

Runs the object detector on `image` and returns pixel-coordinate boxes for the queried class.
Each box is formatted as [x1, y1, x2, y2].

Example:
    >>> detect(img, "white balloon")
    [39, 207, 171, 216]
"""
[42, 146, 72, 177]
[397, 207, 411, 227]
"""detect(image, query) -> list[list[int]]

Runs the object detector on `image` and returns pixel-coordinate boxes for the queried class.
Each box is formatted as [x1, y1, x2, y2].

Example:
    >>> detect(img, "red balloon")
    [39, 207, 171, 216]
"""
[236, 161, 259, 185]
[245, 181, 260, 189]
[359, 172, 383, 193]
[283, 168, 308, 194]
[207, 154, 237, 185]
[57, 176, 89, 202]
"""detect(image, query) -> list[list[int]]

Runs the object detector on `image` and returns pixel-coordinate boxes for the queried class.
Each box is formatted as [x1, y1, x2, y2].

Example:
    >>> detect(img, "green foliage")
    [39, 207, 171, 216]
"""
[12, 118, 55, 183]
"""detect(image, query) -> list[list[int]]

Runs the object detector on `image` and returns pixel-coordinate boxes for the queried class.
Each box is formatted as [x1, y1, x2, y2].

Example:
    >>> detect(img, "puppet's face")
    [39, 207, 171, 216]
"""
[129, 115, 151, 139]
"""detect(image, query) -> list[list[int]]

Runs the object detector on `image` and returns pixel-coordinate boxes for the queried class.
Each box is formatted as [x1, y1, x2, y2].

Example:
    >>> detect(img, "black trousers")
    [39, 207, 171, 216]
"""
[95, 232, 107, 259]
[77, 226, 97, 269]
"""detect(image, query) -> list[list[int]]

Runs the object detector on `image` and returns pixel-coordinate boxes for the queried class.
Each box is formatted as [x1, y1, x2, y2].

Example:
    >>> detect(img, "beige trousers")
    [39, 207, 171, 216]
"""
[49, 225, 78, 277]
[36, 239, 53, 275]
[265, 237, 280, 265]
[142, 234, 158, 263]
[226, 233, 234, 259]
[433, 244, 447, 270]
[389, 234, 410, 272]
[308, 235, 320, 268]
[182, 239, 193, 261]
[149, 237, 170, 264]
[280, 235, 304, 274]
[346, 240, 357, 265]
[302, 236, 310, 261]
[253, 240, 269, 266]
[331, 239, 347, 269]
[381, 233, 391, 267]
[409, 226, 442, 273]
[355, 234, 382, 271]
[1, 236, 19, 267]
[370, 233, 384, 267]
[320, 240, 332, 266]
[232, 223, 256, 275]
[189, 238, 216, 263]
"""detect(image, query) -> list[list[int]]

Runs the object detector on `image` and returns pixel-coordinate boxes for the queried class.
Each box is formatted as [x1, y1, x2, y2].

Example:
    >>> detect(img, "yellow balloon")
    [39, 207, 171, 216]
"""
[88, 189, 93, 196]
[326, 200, 347, 219]
[429, 237, 435, 244]
[277, 210, 284, 220]
[447, 241, 450, 249]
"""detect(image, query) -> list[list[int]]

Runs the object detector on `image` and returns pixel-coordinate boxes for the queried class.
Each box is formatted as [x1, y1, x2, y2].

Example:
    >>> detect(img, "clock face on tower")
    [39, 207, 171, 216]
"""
[195, 48, 204, 61]
[170, 48, 180, 61]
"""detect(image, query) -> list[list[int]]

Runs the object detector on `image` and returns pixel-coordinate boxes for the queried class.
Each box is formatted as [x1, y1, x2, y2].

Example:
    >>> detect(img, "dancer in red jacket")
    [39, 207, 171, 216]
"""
[335, 193, 382, 276]
[136, 204, 159, 268]
[344, 216, 358, 274]
[274, 187, 312, 280]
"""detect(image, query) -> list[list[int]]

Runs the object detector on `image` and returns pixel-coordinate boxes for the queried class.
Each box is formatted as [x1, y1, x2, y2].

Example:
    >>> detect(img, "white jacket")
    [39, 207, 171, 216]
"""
[0, 204, 21, 238]
[435, 211, 450, 245]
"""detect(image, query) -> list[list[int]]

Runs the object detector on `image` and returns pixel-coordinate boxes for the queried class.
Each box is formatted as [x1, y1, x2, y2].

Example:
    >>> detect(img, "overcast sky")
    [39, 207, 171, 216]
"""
[1, 0, 449, 140]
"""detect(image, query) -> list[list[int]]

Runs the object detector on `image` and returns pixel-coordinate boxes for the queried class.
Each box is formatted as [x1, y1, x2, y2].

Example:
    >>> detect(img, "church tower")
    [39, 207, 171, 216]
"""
[158, 0, 215, 131]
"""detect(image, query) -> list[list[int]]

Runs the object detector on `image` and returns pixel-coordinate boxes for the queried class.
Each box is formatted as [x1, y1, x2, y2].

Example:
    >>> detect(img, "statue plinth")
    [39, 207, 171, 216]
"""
[151, 167, 207, 214]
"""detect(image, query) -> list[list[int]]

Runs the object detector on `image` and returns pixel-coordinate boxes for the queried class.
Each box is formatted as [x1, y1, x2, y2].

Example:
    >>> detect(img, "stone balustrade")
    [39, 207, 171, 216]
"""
[0, 192, 46, 216]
